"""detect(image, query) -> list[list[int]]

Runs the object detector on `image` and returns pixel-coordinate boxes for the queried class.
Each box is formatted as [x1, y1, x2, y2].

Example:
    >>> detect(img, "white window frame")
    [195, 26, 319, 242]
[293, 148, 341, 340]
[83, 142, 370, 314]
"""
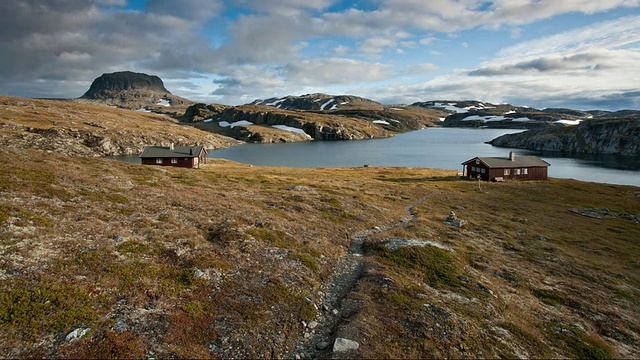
[504, 169, 510, 176]
[515, 169, 521, 175]
[156, 158, 163, 164]
[171, 158, 178, 164]
[523, 168, 528, 175]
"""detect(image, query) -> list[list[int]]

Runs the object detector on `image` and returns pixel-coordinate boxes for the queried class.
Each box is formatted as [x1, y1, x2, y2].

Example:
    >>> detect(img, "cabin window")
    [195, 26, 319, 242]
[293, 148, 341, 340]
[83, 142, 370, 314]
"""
[156, 158, 163, 164]
[504, 169, 510, 175]
[515, 169, 521, 175]
[171, 158, 178, 164]
[471, 166, 476, 172]
[480, 168, 486, 174]
[523, 168, 528, 175]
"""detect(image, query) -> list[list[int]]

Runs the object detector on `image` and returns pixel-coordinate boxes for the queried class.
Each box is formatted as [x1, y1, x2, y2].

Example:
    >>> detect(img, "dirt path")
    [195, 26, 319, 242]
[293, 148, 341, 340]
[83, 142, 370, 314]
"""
[292, 194, 434, 359]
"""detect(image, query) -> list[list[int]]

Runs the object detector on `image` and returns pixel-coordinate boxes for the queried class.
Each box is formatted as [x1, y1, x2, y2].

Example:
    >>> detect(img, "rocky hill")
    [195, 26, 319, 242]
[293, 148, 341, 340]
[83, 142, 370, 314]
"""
[0, 96, 239, 156]
[250, 93, 385, 111]
[489, 118, 640, 156]
[182, 98, 446, 143]
[77, 71, 194, 115]
[414, 100, 640, 129]
[1, 145, 638, 359]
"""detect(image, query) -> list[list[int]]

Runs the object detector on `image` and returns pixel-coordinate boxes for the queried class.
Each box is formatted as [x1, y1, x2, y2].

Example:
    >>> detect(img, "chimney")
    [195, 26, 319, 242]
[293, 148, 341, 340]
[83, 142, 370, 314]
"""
[170, 143, 174, 150]
[509, 151, 515, 161]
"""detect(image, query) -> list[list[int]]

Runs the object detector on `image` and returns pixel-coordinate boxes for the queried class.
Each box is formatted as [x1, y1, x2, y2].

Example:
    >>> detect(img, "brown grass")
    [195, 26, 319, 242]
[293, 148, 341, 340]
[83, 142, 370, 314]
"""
[0, 145, 638, 358]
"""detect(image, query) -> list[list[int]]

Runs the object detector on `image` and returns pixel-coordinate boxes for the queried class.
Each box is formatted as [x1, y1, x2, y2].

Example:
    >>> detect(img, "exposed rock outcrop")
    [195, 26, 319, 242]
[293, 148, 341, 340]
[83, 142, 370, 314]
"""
[77, 71, 194, 113]
[489, 118, 640, 156]
[182, 100, 445, 143]
[184, 104, 395, 142]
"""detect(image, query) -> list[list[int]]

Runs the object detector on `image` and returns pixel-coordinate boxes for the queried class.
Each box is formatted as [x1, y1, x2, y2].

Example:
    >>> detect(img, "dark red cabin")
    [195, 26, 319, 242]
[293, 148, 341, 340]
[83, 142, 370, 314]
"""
[462, 152, 549, 181]
[140, 144, 207, 169]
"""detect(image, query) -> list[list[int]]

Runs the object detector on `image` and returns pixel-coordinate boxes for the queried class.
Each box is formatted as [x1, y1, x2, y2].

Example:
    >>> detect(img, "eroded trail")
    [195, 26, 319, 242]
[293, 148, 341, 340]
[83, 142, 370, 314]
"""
[293, 194, 434, 359]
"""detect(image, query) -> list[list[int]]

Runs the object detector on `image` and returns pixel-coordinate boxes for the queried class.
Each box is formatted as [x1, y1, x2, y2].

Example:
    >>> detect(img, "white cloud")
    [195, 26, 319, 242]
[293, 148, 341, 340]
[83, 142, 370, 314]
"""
[404, 63, 439, 74]
[283, 58, 393, 85]
[357, 37, 397, 54]
[367, 14, 640, 110]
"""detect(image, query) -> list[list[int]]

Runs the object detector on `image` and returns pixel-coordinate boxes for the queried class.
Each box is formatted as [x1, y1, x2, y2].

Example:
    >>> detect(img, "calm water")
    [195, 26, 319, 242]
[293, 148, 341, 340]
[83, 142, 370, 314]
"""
[112, 128, 640, 187]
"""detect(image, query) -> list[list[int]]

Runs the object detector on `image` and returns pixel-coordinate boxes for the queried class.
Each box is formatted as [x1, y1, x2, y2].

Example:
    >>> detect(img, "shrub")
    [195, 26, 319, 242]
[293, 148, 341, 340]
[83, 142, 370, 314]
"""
[373, 243, 458, 288]
[0, 283, 96, 339]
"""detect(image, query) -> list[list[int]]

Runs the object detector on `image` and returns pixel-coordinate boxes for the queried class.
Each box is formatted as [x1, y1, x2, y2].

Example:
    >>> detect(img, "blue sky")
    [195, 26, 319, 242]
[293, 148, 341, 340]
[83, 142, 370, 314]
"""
[1, 1, 639, 110]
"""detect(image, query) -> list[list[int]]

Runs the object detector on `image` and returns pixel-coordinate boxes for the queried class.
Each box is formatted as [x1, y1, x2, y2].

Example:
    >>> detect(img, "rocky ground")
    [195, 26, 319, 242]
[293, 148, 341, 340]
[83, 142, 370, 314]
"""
[0, 96, 239, 156]
[0, 143, 638, 358]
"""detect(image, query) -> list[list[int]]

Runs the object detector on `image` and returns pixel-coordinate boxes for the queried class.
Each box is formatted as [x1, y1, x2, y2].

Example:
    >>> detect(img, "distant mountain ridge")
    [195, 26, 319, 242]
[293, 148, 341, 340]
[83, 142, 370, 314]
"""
[250, 93, 385, 111]
[412, 100, 640, 129]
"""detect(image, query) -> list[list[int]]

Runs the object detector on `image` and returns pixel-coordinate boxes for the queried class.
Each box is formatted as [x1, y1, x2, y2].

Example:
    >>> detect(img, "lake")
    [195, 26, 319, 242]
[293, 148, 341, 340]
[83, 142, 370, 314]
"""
[112, 128, 640, 187]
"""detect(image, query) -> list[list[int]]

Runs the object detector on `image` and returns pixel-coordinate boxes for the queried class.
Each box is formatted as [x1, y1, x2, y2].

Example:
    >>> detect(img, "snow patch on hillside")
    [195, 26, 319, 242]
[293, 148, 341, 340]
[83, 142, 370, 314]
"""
[157, 99, 170, 107]
[462, 115, 508, 122]
[266, 99, 286, 108]
[556, 119, 583, 125]
[373, 120, 390, 125]
[321, 98, 335, 110]
[272, 125, 312, 138]
[219, 120, 253, 128]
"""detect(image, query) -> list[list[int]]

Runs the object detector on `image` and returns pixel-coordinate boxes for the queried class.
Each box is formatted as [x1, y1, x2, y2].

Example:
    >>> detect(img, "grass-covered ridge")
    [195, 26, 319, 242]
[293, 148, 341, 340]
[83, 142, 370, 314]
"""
[0, 147, 638, 358]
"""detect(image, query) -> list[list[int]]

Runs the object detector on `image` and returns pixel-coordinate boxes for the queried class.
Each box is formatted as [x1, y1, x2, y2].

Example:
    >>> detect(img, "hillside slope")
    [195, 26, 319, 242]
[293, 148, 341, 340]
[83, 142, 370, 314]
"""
[0, 96, 240, 156]
[0, 147, 638, 358]
[489, 118, 640, 156]
[182, 101, 445, 143]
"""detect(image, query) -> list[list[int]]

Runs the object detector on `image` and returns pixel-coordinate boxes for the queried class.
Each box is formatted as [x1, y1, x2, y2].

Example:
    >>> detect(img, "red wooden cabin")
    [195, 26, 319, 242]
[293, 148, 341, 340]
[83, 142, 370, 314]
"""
[140, 144, 207, 169]
[462, 152, 549, 181]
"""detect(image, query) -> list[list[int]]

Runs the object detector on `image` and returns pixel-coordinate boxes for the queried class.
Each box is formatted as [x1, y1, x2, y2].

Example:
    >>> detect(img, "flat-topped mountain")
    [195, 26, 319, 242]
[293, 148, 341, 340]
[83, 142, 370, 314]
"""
[77, 71, 194, 114]
[82, 71, 169, 96]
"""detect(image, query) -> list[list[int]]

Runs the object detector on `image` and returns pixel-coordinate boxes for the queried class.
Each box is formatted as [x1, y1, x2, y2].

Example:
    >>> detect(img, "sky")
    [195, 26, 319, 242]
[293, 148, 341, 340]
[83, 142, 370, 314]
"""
[1, 1, 640, 110]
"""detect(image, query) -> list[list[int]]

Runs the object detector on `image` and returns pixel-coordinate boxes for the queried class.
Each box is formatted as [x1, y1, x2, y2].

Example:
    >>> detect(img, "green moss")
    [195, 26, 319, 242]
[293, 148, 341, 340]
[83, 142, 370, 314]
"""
[498, 321, 543, 347]
[116, 240, 149, 254]
[0, 283, 97, 339]
[247, 228, 293, 248]
[107, 193, 129, 204]
[532, 288, 566, 306]
[373, 244, 459, 289]
[0, 204, 51, 227]
[179, 302, 205, 319]
[290, 252, 318, 272]
[545, 322, 613, 359]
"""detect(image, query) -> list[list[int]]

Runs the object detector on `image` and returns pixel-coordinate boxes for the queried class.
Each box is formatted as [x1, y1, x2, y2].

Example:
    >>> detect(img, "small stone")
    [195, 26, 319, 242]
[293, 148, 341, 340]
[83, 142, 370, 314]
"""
[193, 268, 205, 279]
[112, 319, 127, 333]
[66, 327, 90, 341]
[307, 321, 319, 330]
[316, 341, 330, 350]
[332, 309, 339, 315]
[333, 338, 359, 352]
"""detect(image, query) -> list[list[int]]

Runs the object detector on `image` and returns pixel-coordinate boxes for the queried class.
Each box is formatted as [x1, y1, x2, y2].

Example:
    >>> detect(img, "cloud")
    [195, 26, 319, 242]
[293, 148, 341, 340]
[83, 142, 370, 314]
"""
[363, 14, 640, 110]
[283, 58, 393, 85]
[404, 63, 439, 74]
[231, 0, 334, 15]
[146, 0, 223, 21]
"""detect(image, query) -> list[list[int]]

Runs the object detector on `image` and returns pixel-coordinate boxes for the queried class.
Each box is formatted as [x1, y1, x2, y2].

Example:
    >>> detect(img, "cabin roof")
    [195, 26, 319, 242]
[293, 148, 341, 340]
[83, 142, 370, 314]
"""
[462, 155, 549, 169]
[140, 145, 205, 158]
